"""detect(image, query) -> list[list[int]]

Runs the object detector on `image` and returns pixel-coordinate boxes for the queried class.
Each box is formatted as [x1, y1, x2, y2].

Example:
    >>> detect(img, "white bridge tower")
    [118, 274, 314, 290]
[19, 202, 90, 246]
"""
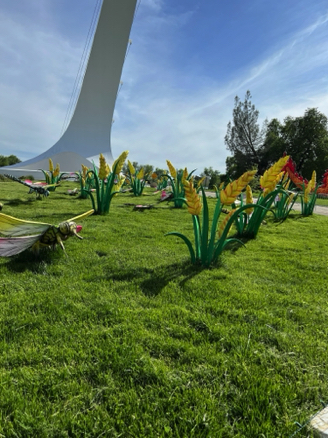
[3, 0, 137, 176]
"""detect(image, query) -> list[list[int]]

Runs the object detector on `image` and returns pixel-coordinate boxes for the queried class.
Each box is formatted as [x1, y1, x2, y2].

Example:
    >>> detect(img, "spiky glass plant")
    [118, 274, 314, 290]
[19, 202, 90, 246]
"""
[300, 171, 318, 216]
[39, 159, 67, 189]
[84, 151, 128, 214]
[126, 161, 148, 196]
[232, 156, 290, 238]
[231, 184, 254, 235]
[156, 173, 168, 191]
[272, 176, 298, 221]
[165, 160, 195, 208]
[195, 176, 206, 193]
[166, 170, 257, 267]
[75, 164, 96, 199]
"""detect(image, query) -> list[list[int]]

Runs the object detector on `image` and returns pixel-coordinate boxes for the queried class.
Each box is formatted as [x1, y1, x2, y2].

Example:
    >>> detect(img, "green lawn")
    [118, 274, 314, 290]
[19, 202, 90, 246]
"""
[0, 180, 327, 437]
[313, 196, 328, 206]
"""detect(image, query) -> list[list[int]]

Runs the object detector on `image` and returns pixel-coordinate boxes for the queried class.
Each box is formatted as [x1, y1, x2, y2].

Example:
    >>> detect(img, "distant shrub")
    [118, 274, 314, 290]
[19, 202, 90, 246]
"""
[0, 174, 35, 182]
[18, 175, 35, 181]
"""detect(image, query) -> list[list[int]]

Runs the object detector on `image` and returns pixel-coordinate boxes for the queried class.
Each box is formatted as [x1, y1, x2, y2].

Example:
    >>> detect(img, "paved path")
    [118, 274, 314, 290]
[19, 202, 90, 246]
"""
[311, 405, 328, 437]
[292, 203, 328, 216]
[205, 192, 328, 217]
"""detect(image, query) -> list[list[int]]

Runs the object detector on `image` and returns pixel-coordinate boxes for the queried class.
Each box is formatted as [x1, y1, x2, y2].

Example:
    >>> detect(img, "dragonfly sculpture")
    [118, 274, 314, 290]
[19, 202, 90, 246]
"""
[4, 174, 58, 198]
[0, 210, 94, 257]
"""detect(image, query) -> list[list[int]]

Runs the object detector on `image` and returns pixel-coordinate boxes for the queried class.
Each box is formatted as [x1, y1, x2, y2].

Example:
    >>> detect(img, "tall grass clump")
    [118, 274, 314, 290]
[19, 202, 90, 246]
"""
[125, 161, 151, 196]
[165, 160, 195, 208]
[85, 151, 128, 214]
[166, 170, 257, 266]
[233, 156, 291, 237]
[39, 158, 67, 189]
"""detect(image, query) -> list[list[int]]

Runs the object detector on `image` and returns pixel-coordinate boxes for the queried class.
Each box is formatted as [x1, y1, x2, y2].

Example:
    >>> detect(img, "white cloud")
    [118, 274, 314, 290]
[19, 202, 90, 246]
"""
[112, 5, 328, 173]
[0, 9, 84, 159]
[138, 0, 163, 12]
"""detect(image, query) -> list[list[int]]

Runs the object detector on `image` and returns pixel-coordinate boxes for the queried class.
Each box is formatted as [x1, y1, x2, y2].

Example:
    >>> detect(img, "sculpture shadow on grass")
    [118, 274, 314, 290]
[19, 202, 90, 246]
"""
[103, 259, 226, 297]
[5, 249, 63, 274]
[30, 212, 83, 220]
[3, 198, 35, 206]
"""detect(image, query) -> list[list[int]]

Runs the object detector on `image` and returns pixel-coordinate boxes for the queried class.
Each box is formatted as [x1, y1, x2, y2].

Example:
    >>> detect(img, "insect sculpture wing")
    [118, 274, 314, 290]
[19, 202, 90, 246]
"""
[0, 213, 51, 237]
[0, 235, 44, 257]
[24, 180, 47, 187]
[4, 174, 52, 197]
[0, 210, 94, 256]
[29, 182, 58, 190]
[0, 213, 51, 256]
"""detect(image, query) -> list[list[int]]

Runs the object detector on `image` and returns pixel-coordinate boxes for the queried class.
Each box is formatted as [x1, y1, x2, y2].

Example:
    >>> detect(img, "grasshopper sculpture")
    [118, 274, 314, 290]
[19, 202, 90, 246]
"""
[0, 210, 94, 257]
[4, 174, 58, 198]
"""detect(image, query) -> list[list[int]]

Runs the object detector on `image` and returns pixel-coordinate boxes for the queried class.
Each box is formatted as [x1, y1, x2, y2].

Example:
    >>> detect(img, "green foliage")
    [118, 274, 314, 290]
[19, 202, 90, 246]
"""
[165, 162, 195, 208]
[122, 162, 154, 181]
[0, 155, 10, 167]
[85, 168, 116, 214]
[247, 173, 261, 191]
[122, 160, 136, 174]
[272, 190, 298, 221]
[156, 175, 168, 190]
[201, 166, 221, 189]
[19, 175, 35, 182]
[39, 160, 67, 189]
[167, 187, 247, 267]
[154, 167, 166, 178]
[85, 152, 127, 214]
[0, 174, 35, 182]
[226, 96, 328, 182]
[75, 164, 97, 199]
[142, 164, 154, 179]
[0, 154, 21, 167]
[0, 181, 328, 436]
[262, 108, 328, 180]
[234, 188, 286, 238]
[126, 161, 149, 196]
[300, 185, 319, 216]
[260, 118, 286, 167]
[225, 91, 265, 177]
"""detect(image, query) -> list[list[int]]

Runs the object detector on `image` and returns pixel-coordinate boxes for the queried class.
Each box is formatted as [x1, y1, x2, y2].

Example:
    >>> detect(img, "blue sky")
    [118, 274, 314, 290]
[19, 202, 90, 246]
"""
[0, 0, 327, 173]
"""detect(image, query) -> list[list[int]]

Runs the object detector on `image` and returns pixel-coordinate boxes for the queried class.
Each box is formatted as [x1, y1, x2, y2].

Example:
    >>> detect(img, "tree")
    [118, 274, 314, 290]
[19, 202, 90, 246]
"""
[154, 167, 166, 178]
[0, 154, 21, 167]
[122, 161, 139, 175]
[260, 118, 286, 169]
[7, 155, 21, 165]
[225, 152, 255, 180]
[262, 108, 328, 180]
[122, 161, 155, 184]
[0, 156, 8, 167]
[142, 164, 154, 179]
[225, 90, 266, 177]
[201, 167, 221, 189]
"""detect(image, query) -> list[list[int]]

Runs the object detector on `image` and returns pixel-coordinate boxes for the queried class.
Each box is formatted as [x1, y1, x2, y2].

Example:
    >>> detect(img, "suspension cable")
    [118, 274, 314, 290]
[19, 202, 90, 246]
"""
[62, 0, 142, 133]
[60, 0, 102, 135]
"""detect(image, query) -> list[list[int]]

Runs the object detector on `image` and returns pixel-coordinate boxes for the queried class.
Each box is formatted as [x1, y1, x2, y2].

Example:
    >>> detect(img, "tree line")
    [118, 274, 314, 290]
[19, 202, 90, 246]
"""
[4, 93, 328, 190]
[0, 155, 21, 167]
[225, 90, 328, 180]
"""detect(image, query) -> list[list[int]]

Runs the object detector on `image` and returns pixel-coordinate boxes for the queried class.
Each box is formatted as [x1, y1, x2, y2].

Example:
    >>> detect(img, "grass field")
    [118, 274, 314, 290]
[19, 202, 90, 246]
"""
[0, 180, 327, 437]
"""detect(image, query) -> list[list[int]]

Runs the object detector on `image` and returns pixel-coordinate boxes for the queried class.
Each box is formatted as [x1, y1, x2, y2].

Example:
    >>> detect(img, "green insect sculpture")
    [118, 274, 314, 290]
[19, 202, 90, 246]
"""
[0, 210, 94, 257]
